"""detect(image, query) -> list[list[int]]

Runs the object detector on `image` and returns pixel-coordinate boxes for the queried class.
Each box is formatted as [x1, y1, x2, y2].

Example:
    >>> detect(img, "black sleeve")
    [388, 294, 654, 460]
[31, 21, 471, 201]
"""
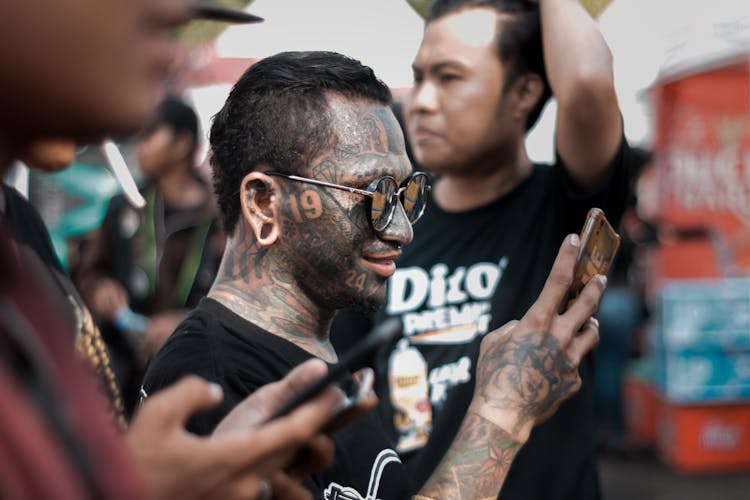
[140, 330, 240, 435]
[554, 134, 635, 232]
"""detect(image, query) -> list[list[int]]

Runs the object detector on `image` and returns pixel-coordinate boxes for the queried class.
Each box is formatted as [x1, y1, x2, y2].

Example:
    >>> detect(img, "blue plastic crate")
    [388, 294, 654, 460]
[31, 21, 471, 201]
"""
[658, 278, 750, 351]
[652, 348, 750, 402]
[650, 279, 750, 403]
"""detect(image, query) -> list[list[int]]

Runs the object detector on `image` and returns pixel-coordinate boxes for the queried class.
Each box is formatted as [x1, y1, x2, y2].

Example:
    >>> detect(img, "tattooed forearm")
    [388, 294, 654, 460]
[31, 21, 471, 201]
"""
[417, 412, 522, 500]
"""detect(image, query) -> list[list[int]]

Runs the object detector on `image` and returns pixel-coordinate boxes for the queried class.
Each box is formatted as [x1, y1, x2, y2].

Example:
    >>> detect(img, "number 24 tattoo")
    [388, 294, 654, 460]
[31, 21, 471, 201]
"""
[345, 270, 367, 292]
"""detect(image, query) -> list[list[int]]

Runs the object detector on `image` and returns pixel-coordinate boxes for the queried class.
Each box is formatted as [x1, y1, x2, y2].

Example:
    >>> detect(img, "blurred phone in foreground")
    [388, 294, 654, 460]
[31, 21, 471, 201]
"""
[565, 207, 621, 310]
[266, 318, 402, 427]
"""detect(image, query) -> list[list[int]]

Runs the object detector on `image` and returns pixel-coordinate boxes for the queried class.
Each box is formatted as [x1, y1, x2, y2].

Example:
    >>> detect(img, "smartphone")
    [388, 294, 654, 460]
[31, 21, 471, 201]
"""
[565, 208, 621, 309]
[266, 317, 403, 422]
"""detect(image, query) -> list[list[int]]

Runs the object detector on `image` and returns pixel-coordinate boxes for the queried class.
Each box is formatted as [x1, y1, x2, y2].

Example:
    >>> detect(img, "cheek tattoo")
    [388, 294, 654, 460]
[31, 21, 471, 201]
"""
[287, 189, 323, 222]
[344, 270, 367, 293]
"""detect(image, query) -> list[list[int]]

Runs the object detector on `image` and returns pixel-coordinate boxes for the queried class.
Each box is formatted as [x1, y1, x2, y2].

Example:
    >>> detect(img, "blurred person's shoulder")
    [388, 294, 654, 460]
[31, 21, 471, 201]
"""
[2, 183, 64, 273]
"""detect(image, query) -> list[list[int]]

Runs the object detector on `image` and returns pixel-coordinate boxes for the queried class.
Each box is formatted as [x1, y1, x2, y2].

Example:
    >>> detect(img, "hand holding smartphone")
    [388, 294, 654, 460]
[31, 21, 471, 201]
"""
[265, 318, 402, 423]
[565, 208, 621, 310]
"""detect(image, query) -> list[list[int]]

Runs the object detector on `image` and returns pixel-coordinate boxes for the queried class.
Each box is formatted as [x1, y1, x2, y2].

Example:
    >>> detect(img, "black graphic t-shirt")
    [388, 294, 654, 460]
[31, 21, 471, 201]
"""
[332, 137, 634, 500]
[141, 298, 411, 500]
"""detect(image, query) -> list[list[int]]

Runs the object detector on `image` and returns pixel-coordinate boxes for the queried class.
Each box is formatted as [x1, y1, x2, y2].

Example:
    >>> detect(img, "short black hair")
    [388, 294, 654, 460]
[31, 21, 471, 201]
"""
[428, 0, 552, 131]
[210, 50, 392, 234]
[147, 95, 199, 147]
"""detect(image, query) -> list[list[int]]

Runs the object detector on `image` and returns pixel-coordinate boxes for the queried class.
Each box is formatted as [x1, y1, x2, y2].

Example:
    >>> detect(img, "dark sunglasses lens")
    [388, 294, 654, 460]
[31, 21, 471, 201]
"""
[403, 174, 428, 222]
[371, 177, 397, 231]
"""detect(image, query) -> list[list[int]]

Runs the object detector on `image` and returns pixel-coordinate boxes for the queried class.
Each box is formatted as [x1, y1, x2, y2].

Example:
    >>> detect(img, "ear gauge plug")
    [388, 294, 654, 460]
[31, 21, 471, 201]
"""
[257, 220, 278, 246]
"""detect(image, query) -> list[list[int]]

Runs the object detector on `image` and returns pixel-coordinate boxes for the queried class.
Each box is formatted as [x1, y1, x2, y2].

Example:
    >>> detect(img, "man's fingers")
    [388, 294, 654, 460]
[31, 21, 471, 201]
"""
[322, 391, 377, 435]
[285, 434, 335, 480]
[529, 234, 580, 320]
[204, 475, 269, 500]
[281, 358, 331, 396]
[261, 382, 344, 443]
[102, 279, 128, 306]
[113, 285, 129, 305]
[210, 360, 343, 477]
[214, 359, 331, 433]
[269, 471, 313, 500]
[142, 375, 223, 429]
[322, 367, 377, 433]
[567, 317, 600, 366]
[211, 382, 343, 472]
[557, 274, 606, 336]
[479, 320, 519, 355]
[493, 320, 519, 338]
[260, 358, 332, 417]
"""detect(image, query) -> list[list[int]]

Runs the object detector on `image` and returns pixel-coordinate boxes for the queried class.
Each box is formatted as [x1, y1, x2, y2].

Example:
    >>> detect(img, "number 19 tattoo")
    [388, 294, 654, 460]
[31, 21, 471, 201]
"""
[288, 189, 323, 222]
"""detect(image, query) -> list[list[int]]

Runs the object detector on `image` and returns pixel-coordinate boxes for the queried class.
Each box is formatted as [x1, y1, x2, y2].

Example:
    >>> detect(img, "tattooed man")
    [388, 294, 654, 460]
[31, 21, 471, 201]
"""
[142, 50, 606, 500]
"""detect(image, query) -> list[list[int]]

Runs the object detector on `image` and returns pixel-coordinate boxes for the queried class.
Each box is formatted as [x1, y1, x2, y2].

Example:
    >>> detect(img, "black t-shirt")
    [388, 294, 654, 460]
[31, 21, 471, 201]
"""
[141, 298, 412, 500]
[332, 138, 634, 500]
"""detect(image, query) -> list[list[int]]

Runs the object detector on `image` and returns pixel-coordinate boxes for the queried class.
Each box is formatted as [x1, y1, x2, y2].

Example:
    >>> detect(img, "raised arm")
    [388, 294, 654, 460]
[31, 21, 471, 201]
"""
[416, 234, 605, 499]
[539, 0, 622, 190]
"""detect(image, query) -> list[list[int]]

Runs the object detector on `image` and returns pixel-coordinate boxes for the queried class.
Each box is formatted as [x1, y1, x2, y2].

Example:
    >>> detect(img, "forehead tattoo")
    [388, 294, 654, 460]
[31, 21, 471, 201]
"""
[312, 98, 408, 185]
[334, 98, 404, 155]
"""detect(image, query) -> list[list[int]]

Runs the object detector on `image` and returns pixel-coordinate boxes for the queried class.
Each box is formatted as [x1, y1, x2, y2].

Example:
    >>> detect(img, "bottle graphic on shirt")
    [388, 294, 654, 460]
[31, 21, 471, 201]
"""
[388, 339, 432, 452]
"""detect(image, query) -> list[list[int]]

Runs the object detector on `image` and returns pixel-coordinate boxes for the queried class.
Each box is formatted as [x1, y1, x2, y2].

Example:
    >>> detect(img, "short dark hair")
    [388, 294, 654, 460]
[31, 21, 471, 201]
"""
[428, 0, 552, 131]
[210, 51, 392, 234]
[147, 95, 199, 147]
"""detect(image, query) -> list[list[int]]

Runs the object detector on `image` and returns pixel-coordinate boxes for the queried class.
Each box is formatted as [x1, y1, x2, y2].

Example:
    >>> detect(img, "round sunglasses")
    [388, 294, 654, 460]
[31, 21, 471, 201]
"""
[266, 171, 431, 232]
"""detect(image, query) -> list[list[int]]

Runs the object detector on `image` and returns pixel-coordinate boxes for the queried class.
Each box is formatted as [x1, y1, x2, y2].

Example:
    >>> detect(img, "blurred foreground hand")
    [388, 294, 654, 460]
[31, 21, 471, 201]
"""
[127, 359, 352, 500]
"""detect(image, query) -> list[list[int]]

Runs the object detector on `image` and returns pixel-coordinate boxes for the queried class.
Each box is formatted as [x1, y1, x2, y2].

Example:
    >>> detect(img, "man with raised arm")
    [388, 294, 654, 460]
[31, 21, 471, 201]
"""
[332, 1, 635, 498]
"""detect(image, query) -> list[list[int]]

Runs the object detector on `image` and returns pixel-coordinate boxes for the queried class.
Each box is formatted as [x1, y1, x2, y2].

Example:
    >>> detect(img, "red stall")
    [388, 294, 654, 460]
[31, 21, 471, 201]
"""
[635, 48, 750, 473]
[649, 53, 750, 284]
